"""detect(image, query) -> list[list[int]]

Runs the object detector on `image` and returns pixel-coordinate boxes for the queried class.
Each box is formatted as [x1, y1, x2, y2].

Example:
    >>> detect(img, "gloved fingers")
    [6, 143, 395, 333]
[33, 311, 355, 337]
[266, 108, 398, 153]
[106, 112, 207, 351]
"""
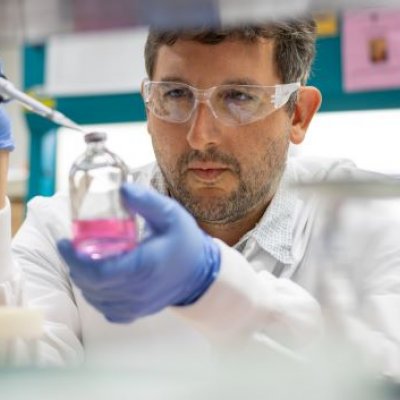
[0, 106, 15, 151]
[104, 314, 136, 324]
[78, 282, 151, 304]
[58, 238, 165, 297]
[80, 293, 128, 309]
[100, 301, 162, 322]
[57, 239, 126, 287]
[121, 183, 179, 232]
[83, 284, 168, 315]
[87, 298, 145, 323]
[0, 107, 11, 129]
[76, 231, 172, 283]
[89, 290, 171, 320]
[57, 239, 97, 271]
[80, 294, 138, 323]
[78, 240, 158, 284]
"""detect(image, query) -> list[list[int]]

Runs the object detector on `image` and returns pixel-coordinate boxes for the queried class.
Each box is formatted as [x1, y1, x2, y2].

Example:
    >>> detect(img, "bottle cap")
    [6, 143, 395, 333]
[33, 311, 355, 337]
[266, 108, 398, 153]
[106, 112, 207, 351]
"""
[84, 131, 107, 143]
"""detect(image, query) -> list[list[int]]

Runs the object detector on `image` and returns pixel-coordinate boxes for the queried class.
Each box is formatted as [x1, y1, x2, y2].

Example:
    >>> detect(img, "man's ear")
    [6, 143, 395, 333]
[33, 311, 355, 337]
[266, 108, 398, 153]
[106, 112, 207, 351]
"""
[289, 86, 322, 145]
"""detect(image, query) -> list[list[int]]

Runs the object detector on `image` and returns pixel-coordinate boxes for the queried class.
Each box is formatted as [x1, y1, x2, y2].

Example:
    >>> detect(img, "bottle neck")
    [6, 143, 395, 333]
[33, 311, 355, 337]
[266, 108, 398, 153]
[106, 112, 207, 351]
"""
[86, 140, 106, 153]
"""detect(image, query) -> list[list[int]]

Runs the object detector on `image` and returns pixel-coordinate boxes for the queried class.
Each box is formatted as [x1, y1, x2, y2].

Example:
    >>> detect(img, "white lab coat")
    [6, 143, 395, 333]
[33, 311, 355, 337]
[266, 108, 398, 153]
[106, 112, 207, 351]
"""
[1, 157, 400, 376]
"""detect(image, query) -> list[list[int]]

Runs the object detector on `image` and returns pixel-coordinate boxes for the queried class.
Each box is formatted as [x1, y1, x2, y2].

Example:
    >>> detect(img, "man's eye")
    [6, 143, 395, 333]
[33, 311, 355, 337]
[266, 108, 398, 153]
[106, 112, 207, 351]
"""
[223, 89, 254, 102]
[164, 87, 192, 99]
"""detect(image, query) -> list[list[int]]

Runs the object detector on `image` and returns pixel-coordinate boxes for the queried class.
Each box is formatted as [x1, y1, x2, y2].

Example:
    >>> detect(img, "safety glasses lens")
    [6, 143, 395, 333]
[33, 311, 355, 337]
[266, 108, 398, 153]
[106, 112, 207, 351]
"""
[147, 82, 195, 122]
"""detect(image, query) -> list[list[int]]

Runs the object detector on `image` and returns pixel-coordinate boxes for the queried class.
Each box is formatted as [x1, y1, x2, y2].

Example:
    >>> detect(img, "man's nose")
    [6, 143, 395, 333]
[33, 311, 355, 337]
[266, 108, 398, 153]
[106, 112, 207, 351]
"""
[186, 102, 222, 151]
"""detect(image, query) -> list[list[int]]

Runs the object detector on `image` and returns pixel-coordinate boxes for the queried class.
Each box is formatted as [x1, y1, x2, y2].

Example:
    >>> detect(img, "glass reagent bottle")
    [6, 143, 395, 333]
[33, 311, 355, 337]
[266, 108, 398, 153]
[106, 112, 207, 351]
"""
[69, 132, 137, 259]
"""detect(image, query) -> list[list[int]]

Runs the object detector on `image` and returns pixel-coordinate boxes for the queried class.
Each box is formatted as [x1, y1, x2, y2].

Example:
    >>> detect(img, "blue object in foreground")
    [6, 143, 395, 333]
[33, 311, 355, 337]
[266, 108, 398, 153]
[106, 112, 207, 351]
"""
[0, 107, 14, 151]
[58, 182, 221, 323]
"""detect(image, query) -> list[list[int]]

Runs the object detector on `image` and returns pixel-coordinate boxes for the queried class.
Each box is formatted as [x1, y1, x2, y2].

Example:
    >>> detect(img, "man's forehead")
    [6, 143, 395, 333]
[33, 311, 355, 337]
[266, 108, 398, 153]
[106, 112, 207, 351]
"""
[157, 36, 274, 55]
[152, 38, 277, 84]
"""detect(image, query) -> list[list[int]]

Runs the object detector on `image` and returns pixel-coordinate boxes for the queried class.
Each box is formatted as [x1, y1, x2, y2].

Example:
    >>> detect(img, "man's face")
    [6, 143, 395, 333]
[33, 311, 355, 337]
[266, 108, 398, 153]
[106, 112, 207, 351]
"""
[146, 38, 292, 224]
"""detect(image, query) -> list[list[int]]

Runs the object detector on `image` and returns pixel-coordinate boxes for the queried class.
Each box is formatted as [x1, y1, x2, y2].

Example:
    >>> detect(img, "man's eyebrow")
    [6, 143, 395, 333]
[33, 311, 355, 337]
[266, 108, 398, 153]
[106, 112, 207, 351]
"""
[156, 77, 263, 86]
[158, 76, 191, 84]
[222, 78, 261, 86]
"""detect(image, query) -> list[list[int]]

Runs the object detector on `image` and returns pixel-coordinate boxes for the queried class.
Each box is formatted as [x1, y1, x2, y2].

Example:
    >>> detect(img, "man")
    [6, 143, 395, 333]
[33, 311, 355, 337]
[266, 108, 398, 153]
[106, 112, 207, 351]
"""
[0, 19, 399, 376]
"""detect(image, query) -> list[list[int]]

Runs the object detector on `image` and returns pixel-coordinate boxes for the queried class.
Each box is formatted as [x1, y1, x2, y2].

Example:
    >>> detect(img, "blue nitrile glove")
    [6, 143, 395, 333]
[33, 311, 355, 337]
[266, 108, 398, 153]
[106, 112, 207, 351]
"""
[57, 183, 221, 323]
[0, 107, 14, 151]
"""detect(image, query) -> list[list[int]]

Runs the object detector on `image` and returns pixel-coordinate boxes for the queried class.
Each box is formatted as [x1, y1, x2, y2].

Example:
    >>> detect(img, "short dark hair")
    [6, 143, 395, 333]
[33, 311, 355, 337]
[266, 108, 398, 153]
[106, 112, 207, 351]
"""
[144, 19, 317, 113]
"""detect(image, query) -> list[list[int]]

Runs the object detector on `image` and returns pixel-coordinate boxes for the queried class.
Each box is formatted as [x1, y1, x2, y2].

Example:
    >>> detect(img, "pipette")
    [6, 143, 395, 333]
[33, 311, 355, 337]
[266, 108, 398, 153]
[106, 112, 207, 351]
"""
[0, 76, 85, 132]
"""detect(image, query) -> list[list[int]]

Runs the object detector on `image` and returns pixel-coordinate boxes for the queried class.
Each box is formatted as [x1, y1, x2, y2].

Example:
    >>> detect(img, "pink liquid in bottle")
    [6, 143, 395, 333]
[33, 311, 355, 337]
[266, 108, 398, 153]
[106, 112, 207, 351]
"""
[72, 218, 137, 259]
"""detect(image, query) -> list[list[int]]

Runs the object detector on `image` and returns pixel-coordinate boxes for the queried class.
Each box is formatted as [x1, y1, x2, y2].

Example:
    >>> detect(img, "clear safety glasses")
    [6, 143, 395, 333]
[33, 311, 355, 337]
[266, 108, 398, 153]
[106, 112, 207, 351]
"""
[142, 80, 300, 126]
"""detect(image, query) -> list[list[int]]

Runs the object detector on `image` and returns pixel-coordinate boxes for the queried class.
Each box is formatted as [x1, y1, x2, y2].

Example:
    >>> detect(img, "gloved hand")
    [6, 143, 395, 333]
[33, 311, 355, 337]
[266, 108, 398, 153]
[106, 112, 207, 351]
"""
[0, 107, 14, 151]
[58, 183, 221, 323]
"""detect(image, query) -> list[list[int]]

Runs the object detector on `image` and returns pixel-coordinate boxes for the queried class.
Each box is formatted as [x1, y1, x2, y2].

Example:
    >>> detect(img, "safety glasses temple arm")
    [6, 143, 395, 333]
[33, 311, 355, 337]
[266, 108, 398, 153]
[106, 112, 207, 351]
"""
[272, 82, 301, 108]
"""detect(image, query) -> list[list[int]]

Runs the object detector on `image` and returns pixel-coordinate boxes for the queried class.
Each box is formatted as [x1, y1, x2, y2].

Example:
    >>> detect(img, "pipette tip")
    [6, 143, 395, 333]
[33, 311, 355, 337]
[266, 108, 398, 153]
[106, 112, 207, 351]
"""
[52, 111, 86, 133]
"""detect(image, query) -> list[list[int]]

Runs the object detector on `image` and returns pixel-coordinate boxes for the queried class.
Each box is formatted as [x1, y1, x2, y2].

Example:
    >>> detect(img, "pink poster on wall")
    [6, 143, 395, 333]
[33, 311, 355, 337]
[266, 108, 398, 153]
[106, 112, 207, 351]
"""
[342, 8, 400, 92]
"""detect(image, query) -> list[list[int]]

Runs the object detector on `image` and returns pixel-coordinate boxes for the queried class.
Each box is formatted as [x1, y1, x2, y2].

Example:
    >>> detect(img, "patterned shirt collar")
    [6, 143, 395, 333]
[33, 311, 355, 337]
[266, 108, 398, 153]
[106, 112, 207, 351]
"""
[251, 162, 296, 265]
